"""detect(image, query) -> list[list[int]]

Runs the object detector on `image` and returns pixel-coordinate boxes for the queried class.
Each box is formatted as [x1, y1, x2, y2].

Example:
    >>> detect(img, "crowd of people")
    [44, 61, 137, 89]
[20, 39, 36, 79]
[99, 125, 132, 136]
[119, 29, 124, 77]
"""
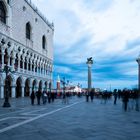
[30, 88, 140, 112]
[30, 91, 73, 105]
[30, 90, 56, 105]
[85, 88, 140, 111]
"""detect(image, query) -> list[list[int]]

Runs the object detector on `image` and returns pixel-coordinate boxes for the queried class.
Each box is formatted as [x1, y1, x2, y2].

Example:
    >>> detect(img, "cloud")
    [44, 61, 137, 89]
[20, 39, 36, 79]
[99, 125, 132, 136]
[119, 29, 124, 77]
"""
[31, 0, 140, 89]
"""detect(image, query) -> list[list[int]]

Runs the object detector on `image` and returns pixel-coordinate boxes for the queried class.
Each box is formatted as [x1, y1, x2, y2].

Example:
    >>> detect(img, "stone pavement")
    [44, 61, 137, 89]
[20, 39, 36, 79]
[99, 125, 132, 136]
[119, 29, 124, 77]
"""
[0, 96, 140, 140]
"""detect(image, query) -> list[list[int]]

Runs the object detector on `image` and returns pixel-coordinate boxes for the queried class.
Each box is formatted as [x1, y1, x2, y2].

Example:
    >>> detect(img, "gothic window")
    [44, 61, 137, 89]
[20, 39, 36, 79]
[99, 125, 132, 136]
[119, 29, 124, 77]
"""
[26, 22, 31, 40]
[42, 35, 46, 49]
[0, 2, 6, 24]
[7, 0, 9, 4]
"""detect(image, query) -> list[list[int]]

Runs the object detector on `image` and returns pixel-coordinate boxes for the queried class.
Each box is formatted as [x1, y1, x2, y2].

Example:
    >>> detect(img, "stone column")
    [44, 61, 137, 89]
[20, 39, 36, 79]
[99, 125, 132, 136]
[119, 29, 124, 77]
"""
[21, 86, 25, 97]
[138, 64, 140, 91]
[136, 56, 140, 91]
[1, 50, 5, 69]
[86, 57, 93, 93]
[29, 86, 32, 96]
[136, 56, 140, 111]
[26, 60, 29, 71]
[33, 62, 35, 74]
[0, 85, 4, 99]
[39, 65, 41, 74]
[11, 56, 15, 71]
[18, 56, 20, 72]
[11, 85, 16, 98]
[30, 60, 33, 72]
[7, 55, 10, 66]
[22, 59, 25, 71]
[43, 63, 45, 75]
[36, 61, 39, 73]
[40, 63, 42, 74]
[44, 65, 46, 76]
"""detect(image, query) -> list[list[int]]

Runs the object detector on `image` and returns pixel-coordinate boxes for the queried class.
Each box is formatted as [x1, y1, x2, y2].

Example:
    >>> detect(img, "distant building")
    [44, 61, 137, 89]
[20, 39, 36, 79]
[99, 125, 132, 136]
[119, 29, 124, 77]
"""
[56, 75, 60, 90]
[0, 0, 54, 98]
[69, 86, 82, 93]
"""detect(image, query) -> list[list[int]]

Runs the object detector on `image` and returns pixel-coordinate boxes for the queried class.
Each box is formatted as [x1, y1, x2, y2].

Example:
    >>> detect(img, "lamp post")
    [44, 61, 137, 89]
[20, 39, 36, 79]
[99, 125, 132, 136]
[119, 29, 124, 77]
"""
[86, 57, 93, 93]
[61, 77, 66, 95]
[60, 77, 69, 94]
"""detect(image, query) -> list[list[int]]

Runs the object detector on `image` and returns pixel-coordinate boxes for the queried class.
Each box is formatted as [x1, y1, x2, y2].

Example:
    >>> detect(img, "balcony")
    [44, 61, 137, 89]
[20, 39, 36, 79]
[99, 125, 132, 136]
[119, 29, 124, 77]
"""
[17, 68, 50, 80]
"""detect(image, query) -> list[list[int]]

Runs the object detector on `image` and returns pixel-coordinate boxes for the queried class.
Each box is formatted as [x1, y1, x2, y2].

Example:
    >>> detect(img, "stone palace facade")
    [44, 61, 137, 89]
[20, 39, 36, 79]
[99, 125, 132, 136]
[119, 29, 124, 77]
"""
[0, 0, 54, 98]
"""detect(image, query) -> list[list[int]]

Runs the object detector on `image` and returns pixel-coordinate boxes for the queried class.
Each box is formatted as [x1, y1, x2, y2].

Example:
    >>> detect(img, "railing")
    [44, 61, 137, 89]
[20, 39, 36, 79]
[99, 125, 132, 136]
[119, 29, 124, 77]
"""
[0, 65, 51, 80]
[18, 68, 50, 80]
[0, 32, 53, 63]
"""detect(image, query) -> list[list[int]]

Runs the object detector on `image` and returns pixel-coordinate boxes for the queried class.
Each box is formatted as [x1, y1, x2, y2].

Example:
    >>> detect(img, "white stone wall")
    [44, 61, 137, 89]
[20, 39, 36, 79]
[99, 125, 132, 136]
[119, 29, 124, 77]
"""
[0, 0, 54, 98]
[9, 0, 53, 60]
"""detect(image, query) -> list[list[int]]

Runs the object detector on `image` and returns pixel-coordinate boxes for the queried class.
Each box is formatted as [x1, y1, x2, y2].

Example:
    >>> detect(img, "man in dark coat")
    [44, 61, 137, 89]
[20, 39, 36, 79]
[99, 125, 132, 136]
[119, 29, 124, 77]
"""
[30, 90, 35, 105]
[36, 90, 42, 105]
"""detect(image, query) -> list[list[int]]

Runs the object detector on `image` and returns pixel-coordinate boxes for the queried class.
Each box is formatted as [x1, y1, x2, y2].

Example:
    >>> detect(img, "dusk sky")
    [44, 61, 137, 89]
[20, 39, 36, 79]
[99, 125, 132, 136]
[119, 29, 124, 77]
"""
[32, 0, 140, 90]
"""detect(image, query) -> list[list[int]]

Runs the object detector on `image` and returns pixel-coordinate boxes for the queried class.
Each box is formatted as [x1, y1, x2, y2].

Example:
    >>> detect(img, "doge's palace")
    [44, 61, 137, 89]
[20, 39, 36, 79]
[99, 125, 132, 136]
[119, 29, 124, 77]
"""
[0, 0, 54, 98]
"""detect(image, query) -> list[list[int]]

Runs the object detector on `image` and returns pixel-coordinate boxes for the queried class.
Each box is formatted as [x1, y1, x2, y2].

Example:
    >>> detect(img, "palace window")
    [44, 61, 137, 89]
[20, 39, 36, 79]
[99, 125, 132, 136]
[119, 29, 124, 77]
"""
[42, 35, 46, 49]
[26, 22, 31, 40]
[0, 2, 6, 24]
[7, 0, 9, 4]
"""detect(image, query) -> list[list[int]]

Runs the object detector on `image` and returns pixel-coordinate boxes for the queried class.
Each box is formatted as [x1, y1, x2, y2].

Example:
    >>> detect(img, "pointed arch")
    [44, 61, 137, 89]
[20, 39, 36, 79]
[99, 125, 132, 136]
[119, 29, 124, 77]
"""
[0, 1, 6, 24]
[16, 77, 22, 98]
[25, 78, 30, 96]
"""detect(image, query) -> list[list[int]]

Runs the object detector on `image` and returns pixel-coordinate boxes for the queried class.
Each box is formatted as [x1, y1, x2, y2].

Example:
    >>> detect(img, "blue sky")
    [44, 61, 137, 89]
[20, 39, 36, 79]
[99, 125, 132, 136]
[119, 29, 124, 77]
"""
[32, 0, 140, 90]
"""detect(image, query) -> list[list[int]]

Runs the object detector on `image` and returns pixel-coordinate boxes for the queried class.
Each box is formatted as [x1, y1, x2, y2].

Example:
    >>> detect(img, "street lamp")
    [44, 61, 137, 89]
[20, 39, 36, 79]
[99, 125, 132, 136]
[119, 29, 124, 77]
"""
[86, 57, 93, 93]
[61, 77, 66, 94]
[60, 77, 69, 94]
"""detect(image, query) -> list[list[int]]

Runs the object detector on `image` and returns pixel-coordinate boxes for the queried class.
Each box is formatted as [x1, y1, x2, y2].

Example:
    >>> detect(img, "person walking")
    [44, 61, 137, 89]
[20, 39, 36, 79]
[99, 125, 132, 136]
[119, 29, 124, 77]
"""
[51, 92, 55, 103]
[122, 89, 129, 111]
[42, 90, 47, 104]
[36, 90, 41, 105]
[86, 91, 89, 102]
[48, 91, 51, 103]
[113, 89, 118, 105]
[62, 93, 66, 104]
[90, 89, 94, 102]
[30, 90, 35, 105]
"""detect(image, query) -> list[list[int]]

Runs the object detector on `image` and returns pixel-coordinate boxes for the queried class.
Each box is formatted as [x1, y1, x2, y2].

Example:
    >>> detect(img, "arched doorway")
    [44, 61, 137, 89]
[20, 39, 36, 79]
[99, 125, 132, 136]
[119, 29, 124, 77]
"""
[16, 77, 22, 98]
[4, 75, 12, 98]
[25, 78, 30, 97]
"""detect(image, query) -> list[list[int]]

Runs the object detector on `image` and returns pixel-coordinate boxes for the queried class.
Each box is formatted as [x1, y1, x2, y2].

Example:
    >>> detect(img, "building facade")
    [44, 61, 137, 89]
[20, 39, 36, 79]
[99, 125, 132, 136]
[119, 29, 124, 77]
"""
[0, 0, 54, 98]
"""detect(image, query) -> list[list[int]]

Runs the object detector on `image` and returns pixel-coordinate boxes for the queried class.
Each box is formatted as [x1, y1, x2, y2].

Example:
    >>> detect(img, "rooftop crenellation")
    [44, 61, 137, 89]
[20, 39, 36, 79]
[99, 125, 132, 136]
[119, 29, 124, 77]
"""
[25, 0, 54, 30]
